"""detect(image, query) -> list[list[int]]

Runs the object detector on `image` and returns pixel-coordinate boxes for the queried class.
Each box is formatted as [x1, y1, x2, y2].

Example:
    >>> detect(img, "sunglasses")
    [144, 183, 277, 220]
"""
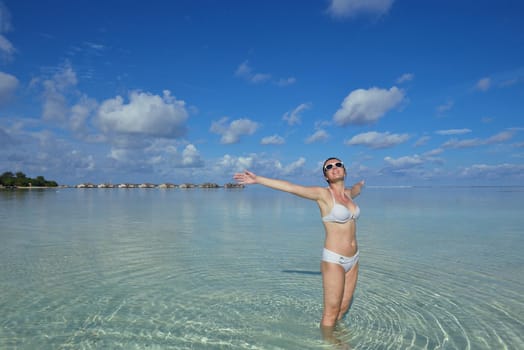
[324, 162, 344, 171]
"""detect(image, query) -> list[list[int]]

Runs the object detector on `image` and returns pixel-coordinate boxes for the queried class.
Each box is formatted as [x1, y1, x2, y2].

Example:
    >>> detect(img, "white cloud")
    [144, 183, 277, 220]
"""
[281, 157, 306, 175]
[442, 131, 515, 149]
[423, 148, 443, 157]
[0, 35, 14, 59]
[486, 130, 514, 143]
[0, 2, 15, 61]
[141, 140, 203, 170]
[218, 154, 308, 179]
[276, 77, 296, 86]
[84, 41, 105, 51]
[181, 144, 204, 167]
[239, 156, 257, 169]
[470, 68, 524, 92]
[251, 73, 272, 83]
[235, 61, 251, 77]
[0, 71, 18, 105]
[0, 126, 98, 182]
[226, 154, 255, 171]
[345, 131, 409, 149]
[268, 157, 306, 176]
[305, 129, 329, 144]
[327, 0, 394, 18]
[42, 90, 68, 122]
[459, 163, 524, 180]
[47, 63, 78, 90]
[235, 60, 296, 86]
[436, 100, 454, 114]
[216, 154, 237, 169]
[475, 77, 491, 91]
[41, 63, 78, 122]
[283, 103, 311, 126]
[109, 148, 132, 162]
[381, 152, 444, 181]
[234, 61, 271, 84]
[210, 117, 259, 144]
[333, 86, 404, 126]
[70, 95, 97, 132]
[436, 128, 472, 136]
[442, 138, 483, 149]
[384, 155, 423, 168]
[97, 90, 188, 138]
[396, 73, 414, 84]
[261, 134, 285, 145]
[414, 135, 430, 147]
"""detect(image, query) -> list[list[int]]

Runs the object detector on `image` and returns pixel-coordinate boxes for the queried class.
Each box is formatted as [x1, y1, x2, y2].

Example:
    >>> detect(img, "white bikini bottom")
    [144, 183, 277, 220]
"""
[321, 248, 359, 272]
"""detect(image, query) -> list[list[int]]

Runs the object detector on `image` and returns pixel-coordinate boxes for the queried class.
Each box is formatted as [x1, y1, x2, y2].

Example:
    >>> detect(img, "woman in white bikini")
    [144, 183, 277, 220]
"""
[233, 157, 364, 330]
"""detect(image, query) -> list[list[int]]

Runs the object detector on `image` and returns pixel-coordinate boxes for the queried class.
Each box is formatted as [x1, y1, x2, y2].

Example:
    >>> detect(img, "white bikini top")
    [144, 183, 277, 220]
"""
[322, 188, 360, 223]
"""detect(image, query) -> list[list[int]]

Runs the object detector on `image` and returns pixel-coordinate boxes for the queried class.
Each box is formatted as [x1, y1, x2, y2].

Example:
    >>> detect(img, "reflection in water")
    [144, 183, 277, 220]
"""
[321, 324, 352, 350]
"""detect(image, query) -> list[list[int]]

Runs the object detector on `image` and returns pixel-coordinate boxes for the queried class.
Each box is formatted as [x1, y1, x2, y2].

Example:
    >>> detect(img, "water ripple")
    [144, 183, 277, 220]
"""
[1, 189, 523, 349]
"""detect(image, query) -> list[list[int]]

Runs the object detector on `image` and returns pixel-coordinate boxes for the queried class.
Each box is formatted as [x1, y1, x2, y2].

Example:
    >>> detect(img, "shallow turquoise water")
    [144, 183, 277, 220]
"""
[1, 187, 523, 349]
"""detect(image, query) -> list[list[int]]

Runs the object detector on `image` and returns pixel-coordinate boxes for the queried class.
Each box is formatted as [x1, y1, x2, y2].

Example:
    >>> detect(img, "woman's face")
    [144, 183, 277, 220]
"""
[323, 159, 346, 181]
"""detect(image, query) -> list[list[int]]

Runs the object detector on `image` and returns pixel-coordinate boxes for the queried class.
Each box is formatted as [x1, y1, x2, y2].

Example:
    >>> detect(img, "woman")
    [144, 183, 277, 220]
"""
[233, 157, 364, 329]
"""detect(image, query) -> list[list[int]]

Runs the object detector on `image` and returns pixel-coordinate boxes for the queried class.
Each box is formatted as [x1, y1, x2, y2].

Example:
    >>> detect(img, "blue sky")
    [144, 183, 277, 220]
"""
[1, 0, 523, 186]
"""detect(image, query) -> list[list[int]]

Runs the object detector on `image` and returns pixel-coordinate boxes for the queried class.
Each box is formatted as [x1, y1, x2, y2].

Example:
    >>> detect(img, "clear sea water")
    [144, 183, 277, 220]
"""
[1, 186, 522, 350]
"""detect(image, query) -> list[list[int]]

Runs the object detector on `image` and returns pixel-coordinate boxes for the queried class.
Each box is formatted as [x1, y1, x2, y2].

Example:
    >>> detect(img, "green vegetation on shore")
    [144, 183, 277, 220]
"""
[0, 171, 58, 188]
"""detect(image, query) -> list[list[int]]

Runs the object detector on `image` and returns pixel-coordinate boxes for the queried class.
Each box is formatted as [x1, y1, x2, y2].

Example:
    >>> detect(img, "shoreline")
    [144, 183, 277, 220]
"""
[1, 183, 245, 190]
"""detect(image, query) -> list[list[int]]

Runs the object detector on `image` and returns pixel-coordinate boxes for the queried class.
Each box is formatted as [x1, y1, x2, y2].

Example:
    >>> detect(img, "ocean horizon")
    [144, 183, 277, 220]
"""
[1, 186, 523, 349]
[6, 183, 524, 189]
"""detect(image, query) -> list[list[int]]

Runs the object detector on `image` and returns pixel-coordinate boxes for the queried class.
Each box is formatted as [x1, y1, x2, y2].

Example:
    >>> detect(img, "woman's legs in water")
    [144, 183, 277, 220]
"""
[338, 263, 359, 320]
[320, 261, 359, 327]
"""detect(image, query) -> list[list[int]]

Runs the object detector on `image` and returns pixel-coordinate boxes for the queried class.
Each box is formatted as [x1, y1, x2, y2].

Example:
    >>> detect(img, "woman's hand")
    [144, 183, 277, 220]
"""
[233, 170, 257, 185]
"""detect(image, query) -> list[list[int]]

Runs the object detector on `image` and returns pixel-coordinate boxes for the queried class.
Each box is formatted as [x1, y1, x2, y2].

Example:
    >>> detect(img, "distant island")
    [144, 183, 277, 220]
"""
[0, 171, 58, 188]
[0, 171, 244, 189]
[73, 182, 244, 189]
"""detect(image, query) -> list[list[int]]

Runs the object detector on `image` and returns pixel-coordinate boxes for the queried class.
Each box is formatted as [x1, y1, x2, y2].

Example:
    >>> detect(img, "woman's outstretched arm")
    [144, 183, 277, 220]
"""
[233, 170, 323, 201]
[348, 180, 365, 198]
